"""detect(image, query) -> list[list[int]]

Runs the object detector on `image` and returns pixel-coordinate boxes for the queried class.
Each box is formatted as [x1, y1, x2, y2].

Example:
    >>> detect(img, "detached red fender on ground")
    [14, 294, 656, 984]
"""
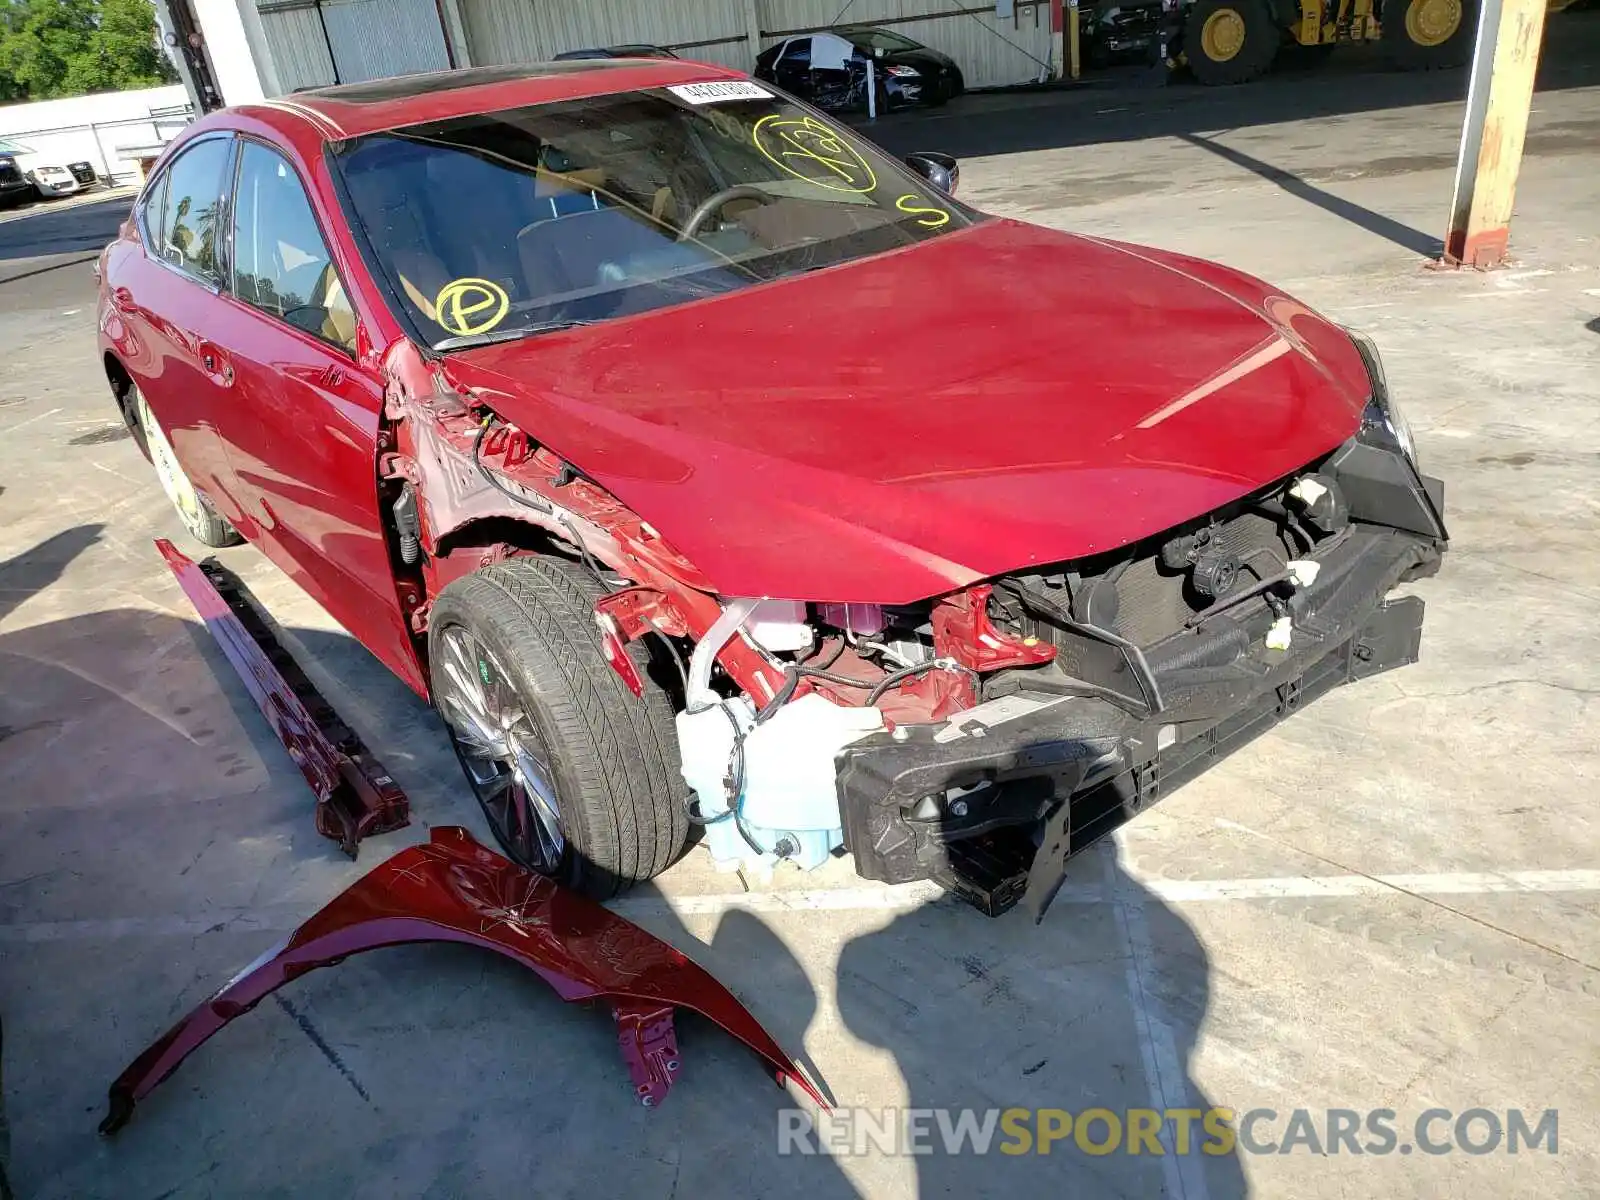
[101, 826, 826, 1133]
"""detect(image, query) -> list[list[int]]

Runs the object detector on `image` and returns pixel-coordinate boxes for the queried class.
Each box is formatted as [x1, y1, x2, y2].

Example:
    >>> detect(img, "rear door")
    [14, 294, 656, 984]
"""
[210, 136, 421, 691]
[114, 133, 247, 526]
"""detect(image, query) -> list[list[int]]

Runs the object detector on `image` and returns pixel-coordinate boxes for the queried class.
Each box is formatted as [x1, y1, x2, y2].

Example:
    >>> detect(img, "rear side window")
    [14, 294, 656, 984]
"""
[230, 140, 357, 353]
[140, 171, 170, 249]
[781, 38, 812, 66]
[156, 138, 231, 285]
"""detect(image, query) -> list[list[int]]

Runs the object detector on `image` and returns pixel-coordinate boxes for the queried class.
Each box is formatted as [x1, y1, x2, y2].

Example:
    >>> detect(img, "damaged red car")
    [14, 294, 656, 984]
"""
[97, 60, 1446, 917]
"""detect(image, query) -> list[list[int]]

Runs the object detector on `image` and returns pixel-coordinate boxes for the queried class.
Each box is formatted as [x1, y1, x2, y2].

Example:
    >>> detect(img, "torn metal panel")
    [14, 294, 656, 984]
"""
[155, 539, 410, 855]
[99, 827, 824, 1132]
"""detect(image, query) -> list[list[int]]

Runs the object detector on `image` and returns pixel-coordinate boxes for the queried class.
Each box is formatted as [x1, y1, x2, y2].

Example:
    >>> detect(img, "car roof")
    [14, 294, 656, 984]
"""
[249, 59, 747, 140]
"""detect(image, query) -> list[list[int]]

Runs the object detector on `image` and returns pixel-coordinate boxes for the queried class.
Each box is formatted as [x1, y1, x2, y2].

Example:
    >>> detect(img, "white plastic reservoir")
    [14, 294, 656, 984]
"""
[676, 694, 885, 872]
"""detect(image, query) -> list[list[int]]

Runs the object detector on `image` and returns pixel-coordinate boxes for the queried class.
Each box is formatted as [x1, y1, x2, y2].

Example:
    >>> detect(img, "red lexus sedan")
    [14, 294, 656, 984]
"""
[98, 61, 1446, 916]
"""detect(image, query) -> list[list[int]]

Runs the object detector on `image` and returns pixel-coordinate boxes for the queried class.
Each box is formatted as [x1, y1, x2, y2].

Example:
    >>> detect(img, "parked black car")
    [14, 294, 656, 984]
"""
[552, 44, 680, 61]
[754, 26, 964, 112]
[1084, 1, 1163, 66]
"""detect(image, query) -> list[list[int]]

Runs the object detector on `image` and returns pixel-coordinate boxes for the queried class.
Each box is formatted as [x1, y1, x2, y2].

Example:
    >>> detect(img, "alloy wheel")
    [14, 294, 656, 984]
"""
[136, 389, 207, 538]
[435, 623, 567, 872]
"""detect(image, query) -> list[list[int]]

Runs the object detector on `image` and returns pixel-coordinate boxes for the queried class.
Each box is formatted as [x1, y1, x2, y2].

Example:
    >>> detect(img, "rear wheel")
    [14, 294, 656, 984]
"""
[132, 385, 241, 547]
[428, 557, 687, 898]
[1383, 0, 1475, 69]
[1184, 0, 1280, 85]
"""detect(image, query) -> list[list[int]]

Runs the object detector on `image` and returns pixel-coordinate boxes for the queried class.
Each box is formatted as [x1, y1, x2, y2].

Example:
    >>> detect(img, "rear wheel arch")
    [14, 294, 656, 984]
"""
[103, 352, 137, 424]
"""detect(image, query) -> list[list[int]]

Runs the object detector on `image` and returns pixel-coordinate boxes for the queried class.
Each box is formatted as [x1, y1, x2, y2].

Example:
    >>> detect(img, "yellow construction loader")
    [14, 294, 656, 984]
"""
[1179, 0, 1480, 84]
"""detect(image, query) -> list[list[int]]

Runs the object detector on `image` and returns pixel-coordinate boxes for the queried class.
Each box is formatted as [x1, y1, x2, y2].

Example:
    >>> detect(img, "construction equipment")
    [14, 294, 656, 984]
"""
[1178, 0, 1478, 84]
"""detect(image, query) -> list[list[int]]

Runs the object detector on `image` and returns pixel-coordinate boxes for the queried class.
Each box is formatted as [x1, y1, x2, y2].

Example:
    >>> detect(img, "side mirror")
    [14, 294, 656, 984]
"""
[905, 151, 959, 196]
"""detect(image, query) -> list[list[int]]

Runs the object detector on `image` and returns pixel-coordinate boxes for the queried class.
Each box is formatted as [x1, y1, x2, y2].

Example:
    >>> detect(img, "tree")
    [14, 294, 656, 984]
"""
[0, 0, 175, 101]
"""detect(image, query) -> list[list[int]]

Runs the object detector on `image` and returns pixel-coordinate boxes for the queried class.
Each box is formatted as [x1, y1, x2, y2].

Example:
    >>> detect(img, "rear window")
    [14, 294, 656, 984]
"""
[331, 85, 974, 348]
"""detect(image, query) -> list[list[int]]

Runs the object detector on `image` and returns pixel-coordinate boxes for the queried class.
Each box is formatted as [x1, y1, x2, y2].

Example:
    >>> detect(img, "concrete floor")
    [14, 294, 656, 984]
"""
[3, 44, 1599, 1199]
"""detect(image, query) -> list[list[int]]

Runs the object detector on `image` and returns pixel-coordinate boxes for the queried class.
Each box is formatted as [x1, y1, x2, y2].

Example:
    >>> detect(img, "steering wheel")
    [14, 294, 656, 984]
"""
[677, 185, 778, 242]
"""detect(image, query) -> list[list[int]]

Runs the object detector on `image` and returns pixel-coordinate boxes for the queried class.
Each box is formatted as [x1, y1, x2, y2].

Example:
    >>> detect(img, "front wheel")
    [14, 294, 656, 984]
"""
[428, 557, 687, 898]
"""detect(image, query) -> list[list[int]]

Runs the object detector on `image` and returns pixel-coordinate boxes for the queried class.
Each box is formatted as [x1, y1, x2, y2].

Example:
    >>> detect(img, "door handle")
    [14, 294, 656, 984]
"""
[200, 347, 234, 385]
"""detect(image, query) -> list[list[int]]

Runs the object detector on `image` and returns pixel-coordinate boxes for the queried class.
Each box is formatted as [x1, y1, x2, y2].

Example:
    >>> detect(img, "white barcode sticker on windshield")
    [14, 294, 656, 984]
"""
[668, 81, 772, 105]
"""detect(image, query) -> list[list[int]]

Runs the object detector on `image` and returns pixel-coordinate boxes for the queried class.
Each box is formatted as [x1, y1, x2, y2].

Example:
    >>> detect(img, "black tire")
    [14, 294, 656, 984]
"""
[1183, 0, 1281, 85]
[428, 556, 687, 898]
[1382, 0, 1476, 69]
[132, 384, 241, 548]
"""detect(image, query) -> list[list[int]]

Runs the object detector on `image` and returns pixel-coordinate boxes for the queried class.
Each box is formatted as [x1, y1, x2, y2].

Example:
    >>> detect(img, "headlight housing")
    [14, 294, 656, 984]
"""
[1345, 329, 1418, 469]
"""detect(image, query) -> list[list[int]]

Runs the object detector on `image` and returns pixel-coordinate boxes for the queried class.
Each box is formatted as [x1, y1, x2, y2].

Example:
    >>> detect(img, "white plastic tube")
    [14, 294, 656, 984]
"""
[686, 597, 760, 711]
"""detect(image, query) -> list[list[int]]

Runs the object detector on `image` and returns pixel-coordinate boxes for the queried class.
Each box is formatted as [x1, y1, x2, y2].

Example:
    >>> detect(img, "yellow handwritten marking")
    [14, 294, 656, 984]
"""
[895, 194, 951, 228]
[434, 278, 509, 336]
[752, 114, 877, 194]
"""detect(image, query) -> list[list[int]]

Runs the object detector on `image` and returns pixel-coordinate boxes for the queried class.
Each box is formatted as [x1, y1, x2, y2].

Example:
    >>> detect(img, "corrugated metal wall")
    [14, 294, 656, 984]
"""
[322, 0, 451, 80]
[459, 0, 751, 69]
[259, 5, 336, 90]
[259, 0, 1055, 97]
[259, 0, 450, 92]
[756, 0, 1055, 89]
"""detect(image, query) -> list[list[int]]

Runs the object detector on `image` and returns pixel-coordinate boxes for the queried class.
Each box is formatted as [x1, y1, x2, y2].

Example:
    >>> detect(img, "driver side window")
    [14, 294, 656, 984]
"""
[230, 140, 357, 354]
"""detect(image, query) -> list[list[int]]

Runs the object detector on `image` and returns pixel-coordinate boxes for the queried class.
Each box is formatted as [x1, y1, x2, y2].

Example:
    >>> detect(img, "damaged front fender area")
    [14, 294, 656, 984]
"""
[99, 827, 824, 1133]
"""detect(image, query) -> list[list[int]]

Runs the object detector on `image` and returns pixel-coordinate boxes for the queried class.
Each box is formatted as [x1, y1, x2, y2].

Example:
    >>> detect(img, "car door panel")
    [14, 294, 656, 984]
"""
[115, 136, 250, 528]
[218, 138, 424, 694]
[774, 37, 811, 93]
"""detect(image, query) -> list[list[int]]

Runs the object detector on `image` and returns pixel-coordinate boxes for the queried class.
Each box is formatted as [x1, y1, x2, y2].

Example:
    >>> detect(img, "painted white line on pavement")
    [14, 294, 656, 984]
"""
[1108, 843, 1205, 1200]
[4, 869, 1599, 943]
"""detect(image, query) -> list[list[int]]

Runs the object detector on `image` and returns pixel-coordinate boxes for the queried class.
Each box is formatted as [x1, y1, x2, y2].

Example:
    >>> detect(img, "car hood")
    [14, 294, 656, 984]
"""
[443, 218, 1371, 603]
[882, 47, 956, 72]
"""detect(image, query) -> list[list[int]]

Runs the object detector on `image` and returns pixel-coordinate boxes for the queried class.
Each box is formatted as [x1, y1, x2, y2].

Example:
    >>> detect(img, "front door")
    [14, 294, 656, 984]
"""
[211, 137, 422, 692]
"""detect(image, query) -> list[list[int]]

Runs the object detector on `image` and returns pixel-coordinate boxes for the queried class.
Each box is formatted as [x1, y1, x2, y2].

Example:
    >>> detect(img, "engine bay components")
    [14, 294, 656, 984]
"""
[99, 827, 824, 1133]
[678, 693, 885, 872]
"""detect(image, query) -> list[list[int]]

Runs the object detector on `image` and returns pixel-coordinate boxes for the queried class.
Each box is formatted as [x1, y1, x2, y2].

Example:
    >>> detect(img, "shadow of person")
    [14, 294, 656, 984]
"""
[1, 599, 864, 1199]
[833, 843, 1250, 1197]
[0, 524, 103, 626]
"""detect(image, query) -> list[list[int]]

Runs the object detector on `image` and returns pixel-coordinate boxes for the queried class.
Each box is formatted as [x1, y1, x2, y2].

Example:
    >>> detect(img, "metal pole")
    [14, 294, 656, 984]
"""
[1068, 0, 1080, 78]
[314, 0, 341, 85]
[431, 0, 458, 68]
[867, 57, 877, 119]
[89, 122, 112, 183]
[1442, 0, 1549, 268]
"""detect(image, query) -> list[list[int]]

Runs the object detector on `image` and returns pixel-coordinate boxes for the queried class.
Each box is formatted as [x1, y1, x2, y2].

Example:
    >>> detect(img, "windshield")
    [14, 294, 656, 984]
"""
[0, 139, 32, 155]
[332, 84, 973, 348]
[842, 28, 923, 53]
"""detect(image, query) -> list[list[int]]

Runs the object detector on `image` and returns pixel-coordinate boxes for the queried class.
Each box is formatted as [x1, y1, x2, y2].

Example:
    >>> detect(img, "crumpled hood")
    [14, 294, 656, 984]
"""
[445, 218, 1371, 603]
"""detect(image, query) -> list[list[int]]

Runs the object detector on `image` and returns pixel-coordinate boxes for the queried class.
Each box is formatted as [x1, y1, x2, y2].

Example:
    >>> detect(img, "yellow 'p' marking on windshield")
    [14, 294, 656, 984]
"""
[752, 114, 877, 194]
[434, 277, 509, 336]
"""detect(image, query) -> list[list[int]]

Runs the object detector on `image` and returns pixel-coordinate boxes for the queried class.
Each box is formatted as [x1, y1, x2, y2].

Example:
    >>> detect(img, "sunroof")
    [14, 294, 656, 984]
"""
[299, 61, 640, 105]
